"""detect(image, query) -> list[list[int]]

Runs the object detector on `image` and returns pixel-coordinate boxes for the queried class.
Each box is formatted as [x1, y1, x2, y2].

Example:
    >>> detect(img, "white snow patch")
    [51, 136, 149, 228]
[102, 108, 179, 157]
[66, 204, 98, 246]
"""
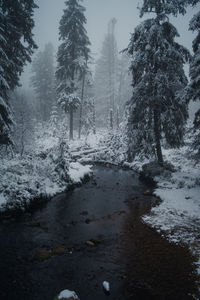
[140, 128, 200, 275]
[0, 194, 6, 206]
[103, 281, 110, 292]
[58, 289, 79, 299]
[68, 162, 92, 183]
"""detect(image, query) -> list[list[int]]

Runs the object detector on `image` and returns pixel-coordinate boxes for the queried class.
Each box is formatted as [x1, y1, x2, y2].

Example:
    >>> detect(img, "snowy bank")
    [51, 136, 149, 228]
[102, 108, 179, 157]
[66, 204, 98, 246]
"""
[0, 144, 92, 215]
[141, 146, 200, 273]
[69, 162, 92, 183]
[91, 125, 200, 275]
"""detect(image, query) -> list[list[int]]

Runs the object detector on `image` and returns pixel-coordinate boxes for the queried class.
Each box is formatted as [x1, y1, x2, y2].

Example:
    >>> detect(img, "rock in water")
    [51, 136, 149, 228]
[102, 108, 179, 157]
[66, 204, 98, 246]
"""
[86, 241, 95, 246]
[55, 289, 80, 300]
[103, 281, 110, 294]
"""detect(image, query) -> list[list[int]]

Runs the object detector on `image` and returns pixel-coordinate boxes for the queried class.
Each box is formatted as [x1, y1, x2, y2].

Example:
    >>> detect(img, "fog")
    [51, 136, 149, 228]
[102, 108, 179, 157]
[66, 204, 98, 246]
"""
[20, 0, 200, 89]
[33, 0, 198, 53]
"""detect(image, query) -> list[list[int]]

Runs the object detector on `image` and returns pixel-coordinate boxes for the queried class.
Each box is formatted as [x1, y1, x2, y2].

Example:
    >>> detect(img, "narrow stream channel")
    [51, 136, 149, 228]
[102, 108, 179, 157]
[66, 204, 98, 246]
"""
[0, 165, 199, 300]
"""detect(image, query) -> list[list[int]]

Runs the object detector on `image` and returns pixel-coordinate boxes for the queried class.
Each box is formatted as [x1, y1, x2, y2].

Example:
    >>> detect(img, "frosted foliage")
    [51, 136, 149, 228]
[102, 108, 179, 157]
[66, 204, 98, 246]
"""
[140, 0, 194, 17]
[0, 0, 37, 145]
[56, 0, 91, 97]
[127, 16, 189, 158]
[58, 92, 80, 112]
[0, 123, 92, 212]
[186, 9, 200, 155]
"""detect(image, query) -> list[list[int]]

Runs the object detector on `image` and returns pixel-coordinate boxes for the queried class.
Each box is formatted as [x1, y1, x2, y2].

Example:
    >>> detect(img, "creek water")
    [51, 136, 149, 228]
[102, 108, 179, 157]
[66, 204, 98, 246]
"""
[0, 165, 199, 300]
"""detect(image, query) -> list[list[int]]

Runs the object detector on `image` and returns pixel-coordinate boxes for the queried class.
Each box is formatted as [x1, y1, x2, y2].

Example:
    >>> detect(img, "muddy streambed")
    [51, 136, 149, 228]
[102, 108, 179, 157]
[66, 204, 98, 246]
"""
[0, 165, 199, 300]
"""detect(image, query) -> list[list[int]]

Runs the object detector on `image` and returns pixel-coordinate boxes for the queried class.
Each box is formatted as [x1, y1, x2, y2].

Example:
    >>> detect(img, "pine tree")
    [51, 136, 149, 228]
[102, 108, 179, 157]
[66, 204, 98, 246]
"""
[56, 0, 91, 140]
[94, 18, 118, 129]
[0, 8, 13, 145]
[81, 76, 96, 136]
[0, 0, 37, 146]
[12, 91, 35, 156]
[49, 103, 59, 136]
[187, 10, 200, 156]
[117, 53, 132, 124]
[127, 0, 190, 164]
[31, 43, 55, 121]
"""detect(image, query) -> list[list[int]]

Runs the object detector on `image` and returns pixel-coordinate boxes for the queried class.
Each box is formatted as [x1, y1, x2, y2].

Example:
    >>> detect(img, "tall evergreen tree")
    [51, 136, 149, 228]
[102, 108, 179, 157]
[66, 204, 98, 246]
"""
[0, 0, 37, 146]
[187, 9, 200, 156]
[31, 43, 55, 121]
[127, 0, 190, 164]
[117, 53, 132, 123]
[94, 18, 118, 129]
[56, 0, 91, 140]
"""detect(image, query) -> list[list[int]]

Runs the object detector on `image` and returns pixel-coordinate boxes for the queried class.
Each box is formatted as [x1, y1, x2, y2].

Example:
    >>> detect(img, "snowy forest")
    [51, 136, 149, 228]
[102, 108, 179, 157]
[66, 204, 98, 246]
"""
[0, 0, 200, 299]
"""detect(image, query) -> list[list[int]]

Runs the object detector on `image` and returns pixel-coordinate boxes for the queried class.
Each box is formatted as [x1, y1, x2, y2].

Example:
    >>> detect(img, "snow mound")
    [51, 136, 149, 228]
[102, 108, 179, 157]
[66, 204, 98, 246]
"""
[68, 162, 92, 183]
[58, 289, 79, 300]
[103, 281, 110, 292]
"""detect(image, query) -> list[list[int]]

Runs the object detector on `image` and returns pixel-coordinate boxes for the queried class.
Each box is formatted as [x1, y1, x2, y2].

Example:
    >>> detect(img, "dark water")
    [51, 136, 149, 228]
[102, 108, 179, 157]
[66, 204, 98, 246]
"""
[0, 165, 199, 300]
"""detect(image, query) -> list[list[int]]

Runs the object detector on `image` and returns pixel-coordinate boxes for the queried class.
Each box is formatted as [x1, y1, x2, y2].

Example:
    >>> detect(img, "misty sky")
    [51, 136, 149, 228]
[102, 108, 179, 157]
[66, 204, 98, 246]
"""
[21, 0, 200, 88]
[33, 0, 199, 54]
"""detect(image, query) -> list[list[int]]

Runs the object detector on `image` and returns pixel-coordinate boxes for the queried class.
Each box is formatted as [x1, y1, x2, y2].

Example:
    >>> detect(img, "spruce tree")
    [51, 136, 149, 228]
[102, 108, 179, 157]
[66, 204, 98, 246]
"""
[56, 0, 91, 140]
[0, 0, 37, 146]
[0, 7, 13, 145]
[187, 10, 200, 156]
[127, 0, 190, 164]
[117, 53, 132, 124]
[94, 19, 118, 129]
[31, 43, 55, 121]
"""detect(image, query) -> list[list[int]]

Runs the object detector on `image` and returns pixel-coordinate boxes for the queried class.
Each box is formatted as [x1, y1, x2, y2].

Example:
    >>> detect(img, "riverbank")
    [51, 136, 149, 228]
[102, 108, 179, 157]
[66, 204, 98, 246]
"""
[0, 165, 199, 300]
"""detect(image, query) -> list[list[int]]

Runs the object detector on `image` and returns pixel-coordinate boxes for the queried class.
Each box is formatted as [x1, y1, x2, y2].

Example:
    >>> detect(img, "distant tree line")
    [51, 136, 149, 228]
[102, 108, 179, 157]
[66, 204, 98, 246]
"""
[1, 0, 200, 162]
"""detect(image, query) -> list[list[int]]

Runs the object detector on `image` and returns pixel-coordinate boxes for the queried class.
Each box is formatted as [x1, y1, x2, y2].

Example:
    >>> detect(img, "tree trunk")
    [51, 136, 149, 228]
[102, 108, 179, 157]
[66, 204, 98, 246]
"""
[69, 105, 73, 140]
[153, 108, 163, 166]
[110, 109, 113, 130]
[78, 70, 86, 139]
[93, 99, 96, 134]
[116, 106, 120, 129]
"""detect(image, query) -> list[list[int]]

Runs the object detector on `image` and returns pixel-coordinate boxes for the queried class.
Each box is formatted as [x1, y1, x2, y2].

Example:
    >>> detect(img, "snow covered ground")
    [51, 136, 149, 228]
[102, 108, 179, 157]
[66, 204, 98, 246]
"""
[142, 145, 200, 272]
[116, 125, 200, 274]
[0, 127, 93, 213]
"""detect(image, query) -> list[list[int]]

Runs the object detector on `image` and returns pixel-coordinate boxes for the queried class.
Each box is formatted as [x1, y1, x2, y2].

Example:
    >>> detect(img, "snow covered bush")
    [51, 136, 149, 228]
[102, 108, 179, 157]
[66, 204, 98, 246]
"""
[0, 123, 92, 214]
[93, 125, 128, 164]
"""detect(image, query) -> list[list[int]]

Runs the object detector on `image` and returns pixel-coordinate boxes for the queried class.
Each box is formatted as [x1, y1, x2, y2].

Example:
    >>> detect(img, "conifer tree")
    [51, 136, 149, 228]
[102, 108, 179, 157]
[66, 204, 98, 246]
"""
[94, 19, 118, 129]
[0, 0, 37, 146]
[187, 9, 200, 156]
[31, 43, 55, 121]
[117, 53, 132, 124]
[56, 0, 91, 140]
[127, 0, 190, 164]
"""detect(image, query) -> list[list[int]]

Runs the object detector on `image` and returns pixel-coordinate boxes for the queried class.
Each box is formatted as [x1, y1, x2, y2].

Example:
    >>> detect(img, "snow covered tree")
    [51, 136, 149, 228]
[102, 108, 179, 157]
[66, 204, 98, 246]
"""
[117, 53, 132, 124]
[31, 43, 55, 121]
[56, 0, 91, 140]
[0, 0, 37, 146]
[82, 97, 96, 136]
[187, 10, 200, 156]
[49, 103, 59, 136]
[94, 18, 118, 129]
[12, 91, 35, 156]
[127, 0, 190, 164]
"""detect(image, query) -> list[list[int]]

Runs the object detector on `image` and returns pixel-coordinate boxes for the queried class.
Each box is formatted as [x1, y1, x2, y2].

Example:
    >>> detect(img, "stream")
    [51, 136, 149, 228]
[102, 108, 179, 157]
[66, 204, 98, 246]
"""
[0, 165, 199, 300]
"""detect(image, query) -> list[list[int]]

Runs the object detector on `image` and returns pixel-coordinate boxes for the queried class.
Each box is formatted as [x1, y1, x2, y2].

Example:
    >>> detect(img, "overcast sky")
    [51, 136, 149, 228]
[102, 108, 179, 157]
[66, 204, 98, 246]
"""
[21, 0, 200, 88]
[33, 0, 199, 54]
